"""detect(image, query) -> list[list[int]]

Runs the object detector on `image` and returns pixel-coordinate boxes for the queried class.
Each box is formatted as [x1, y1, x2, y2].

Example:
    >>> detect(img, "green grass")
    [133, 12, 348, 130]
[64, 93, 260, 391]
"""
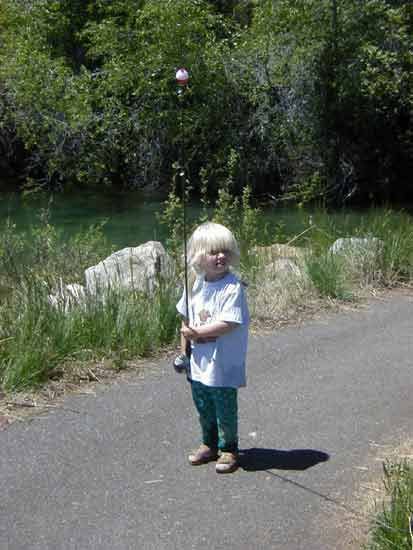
[0, 275, 180, 391]
[1, 206, 413, 391]
[304, 251, 353, 301]
[366, 460, 413, 550]
[0, 216, 180, 391]
[297, 209, 413, 296]
[363, 210, 413, 286]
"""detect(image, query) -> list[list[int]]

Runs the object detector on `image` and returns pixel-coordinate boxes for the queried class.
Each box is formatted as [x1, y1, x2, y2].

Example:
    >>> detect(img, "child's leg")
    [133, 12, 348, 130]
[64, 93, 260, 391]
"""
[190, 381, 218, 449]
[212, 387, 238, 453]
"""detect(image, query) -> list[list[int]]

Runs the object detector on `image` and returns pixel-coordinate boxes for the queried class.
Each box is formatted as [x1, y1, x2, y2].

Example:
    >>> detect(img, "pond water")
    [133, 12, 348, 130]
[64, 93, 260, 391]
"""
[0, 189, 168, 248]
[0, 189, 410, 249]
[0, 189, 307, 247]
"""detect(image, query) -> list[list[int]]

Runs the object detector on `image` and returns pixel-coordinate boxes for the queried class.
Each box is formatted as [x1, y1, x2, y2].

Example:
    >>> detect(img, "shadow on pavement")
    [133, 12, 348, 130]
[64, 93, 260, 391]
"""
[239, 448, 329, 472]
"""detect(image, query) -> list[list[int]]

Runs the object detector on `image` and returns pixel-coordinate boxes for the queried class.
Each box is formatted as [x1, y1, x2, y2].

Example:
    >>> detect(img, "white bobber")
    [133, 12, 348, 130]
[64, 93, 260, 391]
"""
[176, 68, 189, 87]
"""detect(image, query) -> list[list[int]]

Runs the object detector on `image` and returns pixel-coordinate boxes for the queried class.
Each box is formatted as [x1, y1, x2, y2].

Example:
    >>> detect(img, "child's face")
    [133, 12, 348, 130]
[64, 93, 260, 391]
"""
[201, 249, 230, 281]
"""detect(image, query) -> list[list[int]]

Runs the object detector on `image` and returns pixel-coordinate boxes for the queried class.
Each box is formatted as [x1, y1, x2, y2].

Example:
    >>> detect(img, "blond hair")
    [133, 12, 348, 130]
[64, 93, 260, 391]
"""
[187, 221, 240, 275]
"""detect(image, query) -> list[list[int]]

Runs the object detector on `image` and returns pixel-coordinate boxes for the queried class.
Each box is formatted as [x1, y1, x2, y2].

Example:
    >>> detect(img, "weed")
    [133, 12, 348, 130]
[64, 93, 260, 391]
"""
[0, 213, 180, 390]
[305, 252, 353, 301]
[0, 280, 180, 391]
[366, 460, 413, 549]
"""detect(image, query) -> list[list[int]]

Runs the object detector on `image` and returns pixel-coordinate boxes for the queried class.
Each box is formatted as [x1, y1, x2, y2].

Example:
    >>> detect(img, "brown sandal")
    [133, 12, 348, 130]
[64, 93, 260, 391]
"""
[215, 452, 238, 474]
[188, 444, 219, 465]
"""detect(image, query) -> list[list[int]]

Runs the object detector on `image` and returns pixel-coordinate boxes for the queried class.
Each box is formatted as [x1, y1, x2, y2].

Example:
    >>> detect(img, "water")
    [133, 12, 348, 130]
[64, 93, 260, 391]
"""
[0, 189, 314, 248]
[0, 189, 168, 248]
[1, 189, 411, 250]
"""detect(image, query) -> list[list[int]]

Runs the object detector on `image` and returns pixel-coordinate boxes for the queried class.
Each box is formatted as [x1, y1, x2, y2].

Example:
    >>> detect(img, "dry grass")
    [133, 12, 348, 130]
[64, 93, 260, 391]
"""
[247, 244, 365, 331]
[248, 245, 312, 321]
[322, 437, 413, 550]
[249, 267, 312, 322]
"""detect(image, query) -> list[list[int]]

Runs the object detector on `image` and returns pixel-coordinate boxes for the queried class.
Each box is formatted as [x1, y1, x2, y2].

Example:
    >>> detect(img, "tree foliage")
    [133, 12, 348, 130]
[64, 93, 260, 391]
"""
[0, 0, 412, 205]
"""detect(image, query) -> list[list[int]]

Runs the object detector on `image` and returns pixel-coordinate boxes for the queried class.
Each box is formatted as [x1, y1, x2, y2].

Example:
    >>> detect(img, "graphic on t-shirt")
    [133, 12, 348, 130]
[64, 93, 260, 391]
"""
[199, 309, 212, 324]
[197, 308, 216, 343]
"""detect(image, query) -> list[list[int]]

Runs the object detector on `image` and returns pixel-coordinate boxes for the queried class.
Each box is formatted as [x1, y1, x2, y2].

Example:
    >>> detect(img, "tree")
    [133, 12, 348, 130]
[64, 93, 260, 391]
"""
[0, 0, 240, 189]
[231, 0, 413, 204]
[327, 0, 413, 203]
[0, 0, 412, 205]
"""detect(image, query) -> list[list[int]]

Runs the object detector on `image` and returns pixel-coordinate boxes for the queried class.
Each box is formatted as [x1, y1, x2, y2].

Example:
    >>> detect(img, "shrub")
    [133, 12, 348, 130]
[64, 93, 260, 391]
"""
[367, 460, 413, 550]
[305, 251, 353, 301]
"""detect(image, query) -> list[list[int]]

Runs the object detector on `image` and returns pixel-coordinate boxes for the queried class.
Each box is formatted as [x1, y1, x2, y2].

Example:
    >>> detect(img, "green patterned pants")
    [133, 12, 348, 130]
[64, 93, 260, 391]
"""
[191, 381, 238, 452]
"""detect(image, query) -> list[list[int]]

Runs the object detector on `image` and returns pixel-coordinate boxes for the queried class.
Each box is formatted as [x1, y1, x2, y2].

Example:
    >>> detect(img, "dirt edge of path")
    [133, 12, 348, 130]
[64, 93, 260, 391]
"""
[323, 435, 413, 549]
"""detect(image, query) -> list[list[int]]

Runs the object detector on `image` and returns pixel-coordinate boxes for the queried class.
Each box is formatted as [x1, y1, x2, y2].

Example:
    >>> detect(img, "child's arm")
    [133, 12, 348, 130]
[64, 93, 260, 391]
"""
[181, 321, 237, 342]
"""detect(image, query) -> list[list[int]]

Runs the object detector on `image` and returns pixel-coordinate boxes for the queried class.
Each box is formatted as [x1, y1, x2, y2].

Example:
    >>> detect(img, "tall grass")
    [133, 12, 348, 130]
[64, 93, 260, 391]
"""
[0, 274, 180, 390]
[305, 252, 353, 300]
[161, 182, 413, 312]
[366, 460, 413, 550]
[1, 204, 413, 391]
[297, 209, 413, 298]
[0, 213, 112, 290]
[358, 210, 413, 286]
[0, 215, 180, 390]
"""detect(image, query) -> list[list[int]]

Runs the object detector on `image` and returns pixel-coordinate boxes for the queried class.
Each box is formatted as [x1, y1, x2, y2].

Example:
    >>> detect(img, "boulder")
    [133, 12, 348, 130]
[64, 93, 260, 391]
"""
[252, 243, 307, 281]
[329, 237, 383, 256]
[85, 241, 173, 295]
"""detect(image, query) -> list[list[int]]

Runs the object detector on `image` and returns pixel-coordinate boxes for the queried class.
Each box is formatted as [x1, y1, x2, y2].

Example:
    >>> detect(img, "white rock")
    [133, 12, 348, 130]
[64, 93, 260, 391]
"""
[85, 241, 173, 295]
[329, 237, 383, 255]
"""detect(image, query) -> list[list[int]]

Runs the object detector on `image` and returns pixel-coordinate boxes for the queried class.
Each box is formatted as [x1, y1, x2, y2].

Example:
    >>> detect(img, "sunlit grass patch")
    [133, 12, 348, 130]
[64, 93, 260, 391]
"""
[0, 279, 180, 391]
[0, 214, 180, 391]
[366, 460, 413, 550]
[305, 251, 353, 301]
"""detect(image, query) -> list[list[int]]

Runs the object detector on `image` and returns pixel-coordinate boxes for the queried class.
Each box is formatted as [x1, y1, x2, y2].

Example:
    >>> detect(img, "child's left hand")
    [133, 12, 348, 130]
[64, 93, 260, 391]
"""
[181, 325, 218, 343]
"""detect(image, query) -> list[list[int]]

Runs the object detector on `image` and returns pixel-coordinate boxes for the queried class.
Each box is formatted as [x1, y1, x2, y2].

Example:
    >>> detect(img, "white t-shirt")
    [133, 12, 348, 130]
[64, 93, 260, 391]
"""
[176, 272, 249, 388]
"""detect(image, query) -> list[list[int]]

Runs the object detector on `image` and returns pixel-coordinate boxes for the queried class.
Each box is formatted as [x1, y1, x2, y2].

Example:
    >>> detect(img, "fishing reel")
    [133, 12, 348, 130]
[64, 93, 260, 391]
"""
[173, 353, 190, 374]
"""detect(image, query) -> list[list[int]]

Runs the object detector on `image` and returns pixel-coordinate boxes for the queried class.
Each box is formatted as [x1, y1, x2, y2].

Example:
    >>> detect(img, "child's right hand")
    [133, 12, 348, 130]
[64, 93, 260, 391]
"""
[181, 325, 198, 341]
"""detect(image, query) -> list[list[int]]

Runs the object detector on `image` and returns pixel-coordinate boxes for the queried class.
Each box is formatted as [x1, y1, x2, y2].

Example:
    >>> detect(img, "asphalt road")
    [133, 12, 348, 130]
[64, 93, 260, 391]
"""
[1, 290, 412, 550]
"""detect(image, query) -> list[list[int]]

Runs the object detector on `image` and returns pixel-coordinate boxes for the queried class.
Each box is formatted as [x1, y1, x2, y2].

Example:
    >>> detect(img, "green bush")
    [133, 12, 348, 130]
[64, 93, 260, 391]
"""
[1, 1, 412, 203]
[305, 251, 352, 301]
[366, 460, 413, 550]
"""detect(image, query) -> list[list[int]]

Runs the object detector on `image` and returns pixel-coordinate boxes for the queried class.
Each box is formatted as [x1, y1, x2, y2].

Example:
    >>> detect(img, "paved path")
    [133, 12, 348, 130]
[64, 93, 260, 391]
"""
[1, 291, 412, 550]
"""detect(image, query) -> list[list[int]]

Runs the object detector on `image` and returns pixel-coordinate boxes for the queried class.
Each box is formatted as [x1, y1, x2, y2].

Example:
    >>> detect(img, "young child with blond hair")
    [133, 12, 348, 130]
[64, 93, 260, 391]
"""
[176, 221, 249, 474]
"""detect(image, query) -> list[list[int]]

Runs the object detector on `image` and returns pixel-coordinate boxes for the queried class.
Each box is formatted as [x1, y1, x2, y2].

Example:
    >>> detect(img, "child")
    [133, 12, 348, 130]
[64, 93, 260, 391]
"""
[176, 221, 249, 474]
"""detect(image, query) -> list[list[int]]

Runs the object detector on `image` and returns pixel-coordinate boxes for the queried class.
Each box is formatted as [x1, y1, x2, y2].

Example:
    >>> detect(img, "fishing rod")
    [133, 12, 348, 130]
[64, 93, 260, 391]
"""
[174, 67, 191, 373]
[176, 67, 190, 329]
